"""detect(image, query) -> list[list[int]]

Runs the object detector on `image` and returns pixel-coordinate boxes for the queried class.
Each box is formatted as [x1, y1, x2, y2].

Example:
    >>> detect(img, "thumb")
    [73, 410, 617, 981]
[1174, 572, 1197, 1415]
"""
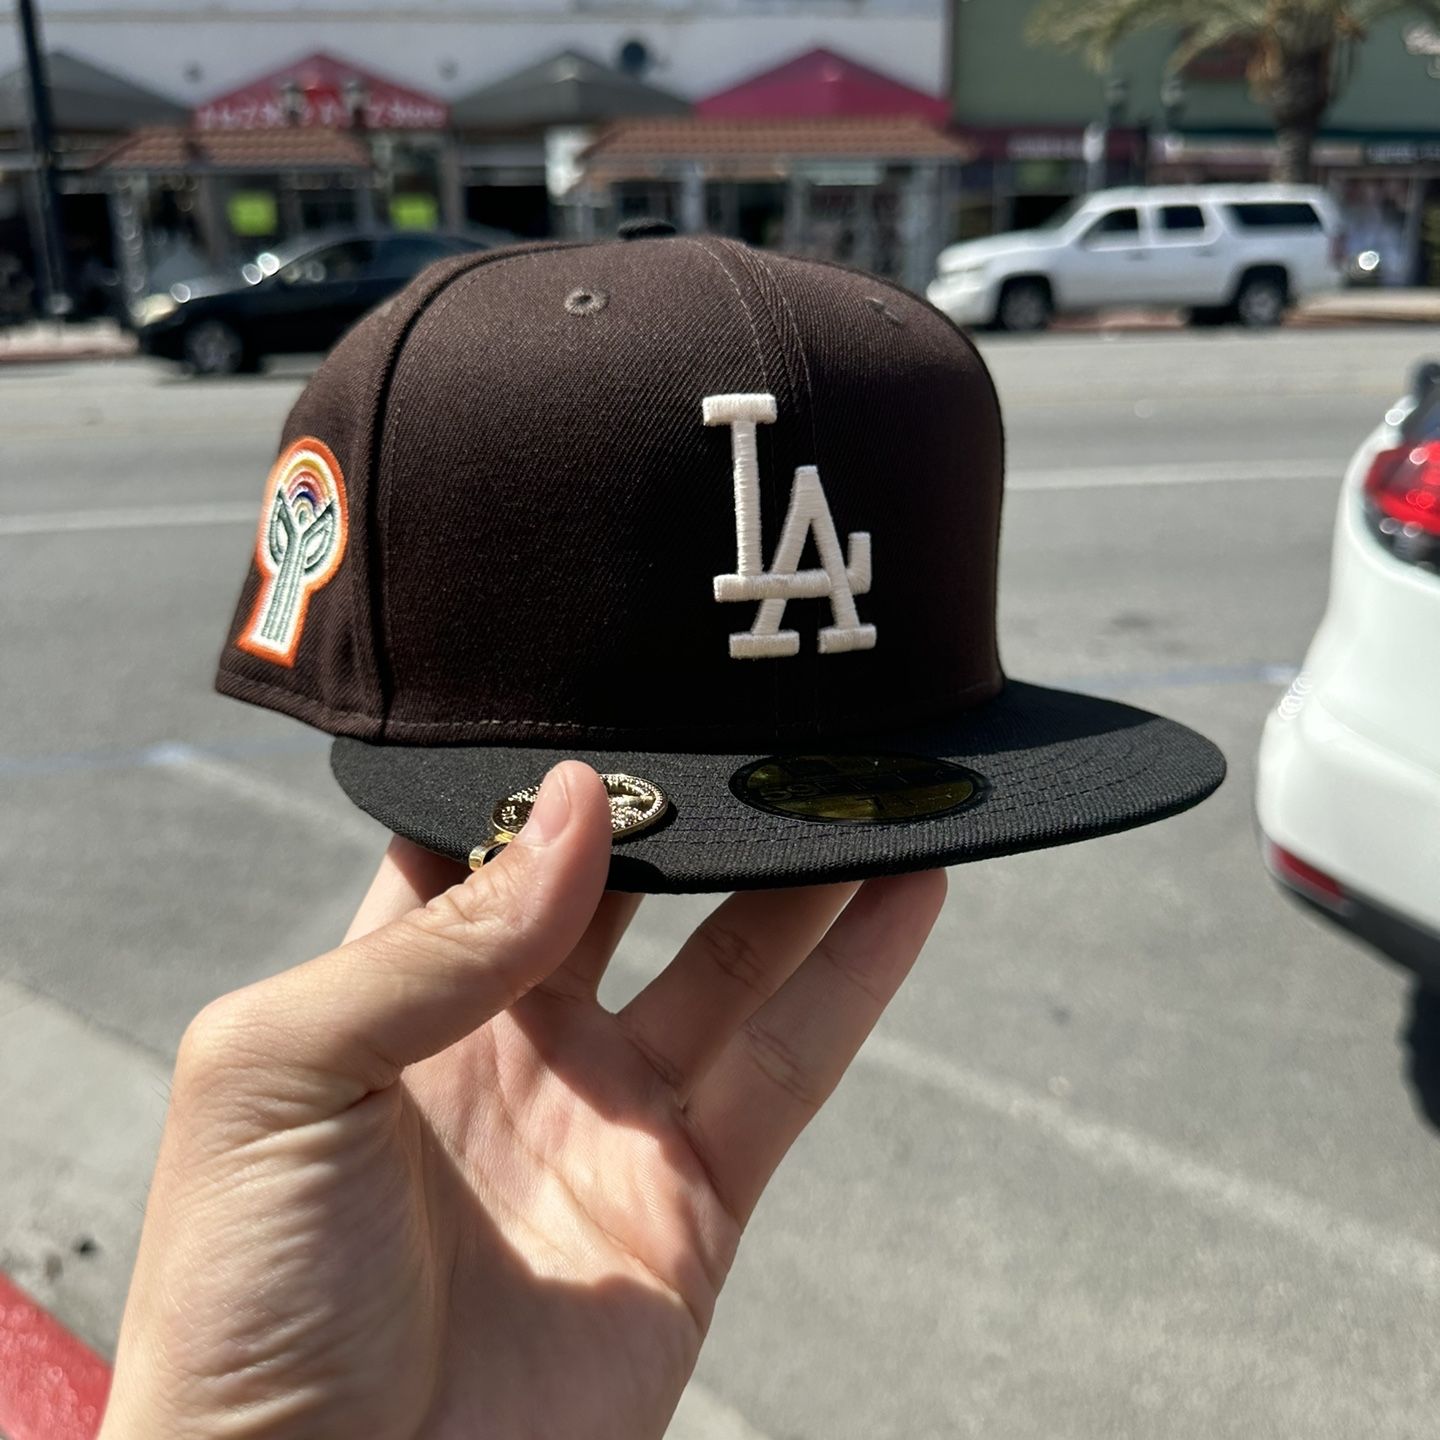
[177, 761, 613, 1119]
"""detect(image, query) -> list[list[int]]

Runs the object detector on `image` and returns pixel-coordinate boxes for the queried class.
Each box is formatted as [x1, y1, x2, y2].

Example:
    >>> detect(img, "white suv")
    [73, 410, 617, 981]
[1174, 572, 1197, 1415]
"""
[927, 185, 1342, 332]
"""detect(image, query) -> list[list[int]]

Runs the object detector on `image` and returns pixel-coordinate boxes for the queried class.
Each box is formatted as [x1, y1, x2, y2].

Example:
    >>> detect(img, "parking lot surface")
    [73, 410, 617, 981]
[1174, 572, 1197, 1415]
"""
[4, 329, 1439, 1439]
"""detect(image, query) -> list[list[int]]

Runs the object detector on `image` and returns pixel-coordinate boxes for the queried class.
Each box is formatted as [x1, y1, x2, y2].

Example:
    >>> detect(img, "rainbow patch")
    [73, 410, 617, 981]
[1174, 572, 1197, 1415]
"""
[236, 437, 349, 667]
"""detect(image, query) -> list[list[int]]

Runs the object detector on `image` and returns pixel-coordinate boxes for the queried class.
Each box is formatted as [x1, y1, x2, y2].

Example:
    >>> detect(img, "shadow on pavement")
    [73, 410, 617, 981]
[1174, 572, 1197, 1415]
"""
[1401, 979, 1440, 1132]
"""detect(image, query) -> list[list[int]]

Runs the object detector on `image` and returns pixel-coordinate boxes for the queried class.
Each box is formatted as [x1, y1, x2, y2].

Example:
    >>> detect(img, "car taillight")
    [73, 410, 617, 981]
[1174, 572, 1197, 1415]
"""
[1262, 838, 1352, 915]
[1362, 441, 1440, 568]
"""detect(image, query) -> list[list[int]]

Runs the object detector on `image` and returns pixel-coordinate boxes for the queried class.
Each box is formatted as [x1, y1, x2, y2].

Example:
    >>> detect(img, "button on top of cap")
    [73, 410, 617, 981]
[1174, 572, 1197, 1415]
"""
[617, 217, 677, 240]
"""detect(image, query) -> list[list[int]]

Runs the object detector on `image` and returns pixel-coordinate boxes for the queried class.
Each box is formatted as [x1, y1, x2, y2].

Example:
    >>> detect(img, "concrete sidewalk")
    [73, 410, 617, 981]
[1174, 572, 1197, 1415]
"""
[1299, 287, 1440, 325]
[0, 320, 136, 366]
[1051, 287, 1440, 333]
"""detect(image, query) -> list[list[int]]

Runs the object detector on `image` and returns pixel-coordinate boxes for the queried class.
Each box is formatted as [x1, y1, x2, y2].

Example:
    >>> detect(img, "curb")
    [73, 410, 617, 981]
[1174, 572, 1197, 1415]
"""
[1049, 308, 1440, 335]
[0, 1274, 109, 1440]
[0, 343, 136, 367]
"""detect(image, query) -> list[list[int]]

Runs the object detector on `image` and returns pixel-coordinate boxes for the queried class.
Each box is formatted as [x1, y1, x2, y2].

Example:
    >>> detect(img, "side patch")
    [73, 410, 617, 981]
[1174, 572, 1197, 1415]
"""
[236, 437, 348, 667]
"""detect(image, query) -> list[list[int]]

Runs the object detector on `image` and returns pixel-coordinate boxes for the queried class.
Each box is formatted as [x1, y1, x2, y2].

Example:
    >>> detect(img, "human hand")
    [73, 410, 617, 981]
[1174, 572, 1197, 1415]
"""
[99, 762, 946, 1440]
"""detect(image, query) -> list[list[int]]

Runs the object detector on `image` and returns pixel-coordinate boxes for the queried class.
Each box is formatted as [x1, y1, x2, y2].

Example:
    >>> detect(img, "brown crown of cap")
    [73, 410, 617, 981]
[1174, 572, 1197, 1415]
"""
[215, 235, 1006, 751]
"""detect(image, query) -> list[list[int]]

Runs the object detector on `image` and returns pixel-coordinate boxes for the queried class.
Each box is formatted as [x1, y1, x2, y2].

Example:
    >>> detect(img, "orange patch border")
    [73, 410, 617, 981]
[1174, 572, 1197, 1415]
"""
[236, 437, 349, 668]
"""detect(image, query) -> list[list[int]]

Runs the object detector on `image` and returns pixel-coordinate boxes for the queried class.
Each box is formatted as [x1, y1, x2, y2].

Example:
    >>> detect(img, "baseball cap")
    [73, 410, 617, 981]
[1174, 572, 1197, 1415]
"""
[215, 226, 1225, 893]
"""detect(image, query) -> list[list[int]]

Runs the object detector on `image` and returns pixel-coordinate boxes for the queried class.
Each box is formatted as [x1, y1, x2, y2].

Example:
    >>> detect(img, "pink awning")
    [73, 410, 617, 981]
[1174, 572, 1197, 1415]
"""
[697, 47, 948, 124]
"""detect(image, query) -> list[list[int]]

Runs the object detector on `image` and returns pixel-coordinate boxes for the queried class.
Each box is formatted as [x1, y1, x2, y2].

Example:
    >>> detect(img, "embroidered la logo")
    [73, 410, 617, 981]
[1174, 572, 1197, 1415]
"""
[704, 393, 875, 660]
[237, 438, 348, 666]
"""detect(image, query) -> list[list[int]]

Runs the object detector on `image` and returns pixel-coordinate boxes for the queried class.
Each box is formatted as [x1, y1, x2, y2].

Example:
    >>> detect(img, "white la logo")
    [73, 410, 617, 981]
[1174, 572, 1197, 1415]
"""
[705, 393, 876, 660]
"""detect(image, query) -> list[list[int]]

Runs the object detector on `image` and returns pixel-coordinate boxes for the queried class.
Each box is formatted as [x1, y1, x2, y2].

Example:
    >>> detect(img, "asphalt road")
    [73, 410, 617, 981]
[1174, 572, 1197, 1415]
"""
[4, 329, 1440, 1439]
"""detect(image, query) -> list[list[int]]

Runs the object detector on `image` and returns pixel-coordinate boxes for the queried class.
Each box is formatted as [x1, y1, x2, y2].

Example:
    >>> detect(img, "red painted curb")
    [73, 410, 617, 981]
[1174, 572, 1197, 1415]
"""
[0, 1275, 110, 1440]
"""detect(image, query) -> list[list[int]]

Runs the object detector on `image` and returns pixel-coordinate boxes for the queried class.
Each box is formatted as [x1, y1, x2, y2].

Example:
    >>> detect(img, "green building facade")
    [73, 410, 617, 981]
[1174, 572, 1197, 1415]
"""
[949, 0, 1440, 282]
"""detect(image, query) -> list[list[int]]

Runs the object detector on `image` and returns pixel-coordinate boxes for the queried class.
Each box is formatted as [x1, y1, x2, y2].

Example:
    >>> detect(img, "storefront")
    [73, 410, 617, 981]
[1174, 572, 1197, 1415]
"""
[192, 52, 450, 239]
[94, 126, 372, 304]
[575, 116, 970, 291]
[0, 50, 187, 319]
[1153, 133, 1440, 285]
[948, 125, 1149, 238]
[949, 3, 1440, 279]
[449, 48, 689, 239]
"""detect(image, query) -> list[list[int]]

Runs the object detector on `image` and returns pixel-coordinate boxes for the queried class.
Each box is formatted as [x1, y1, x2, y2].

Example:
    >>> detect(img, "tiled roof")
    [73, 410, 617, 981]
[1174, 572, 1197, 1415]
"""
[93, 125, 372, 172]
[582, 116, 972, 164]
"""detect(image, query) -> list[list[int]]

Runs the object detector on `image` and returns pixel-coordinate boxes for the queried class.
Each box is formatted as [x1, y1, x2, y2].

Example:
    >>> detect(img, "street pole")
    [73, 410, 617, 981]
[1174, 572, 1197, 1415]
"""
[16, 0, 71, 316]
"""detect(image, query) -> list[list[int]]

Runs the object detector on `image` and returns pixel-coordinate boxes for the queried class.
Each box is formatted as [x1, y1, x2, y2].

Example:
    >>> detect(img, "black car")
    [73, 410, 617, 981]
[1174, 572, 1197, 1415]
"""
[131, 228, 508, 374]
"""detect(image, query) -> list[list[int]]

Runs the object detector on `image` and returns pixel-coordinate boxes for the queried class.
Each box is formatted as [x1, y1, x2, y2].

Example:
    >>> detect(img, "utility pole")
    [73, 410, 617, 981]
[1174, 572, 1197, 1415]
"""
[16, 0, 71, 316]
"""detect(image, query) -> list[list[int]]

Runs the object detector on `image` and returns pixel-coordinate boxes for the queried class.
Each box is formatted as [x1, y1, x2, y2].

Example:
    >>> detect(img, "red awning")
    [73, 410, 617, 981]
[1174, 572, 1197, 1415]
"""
[195, 51, 447, 131]
[697, 47, 948, 124]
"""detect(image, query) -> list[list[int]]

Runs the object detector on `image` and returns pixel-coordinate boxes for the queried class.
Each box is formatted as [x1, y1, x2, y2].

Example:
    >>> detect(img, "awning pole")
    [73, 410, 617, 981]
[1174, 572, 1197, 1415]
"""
[15, 0, 71, 316]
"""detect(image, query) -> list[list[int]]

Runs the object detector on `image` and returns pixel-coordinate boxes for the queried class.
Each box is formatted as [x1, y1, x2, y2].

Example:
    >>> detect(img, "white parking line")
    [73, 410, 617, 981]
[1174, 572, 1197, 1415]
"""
[1008, 459, 1332, 492]
[0, 462, 1335, 538]
[146, 742, 382, 849]
[860, 1032, 1440, 1294]
[0, 502, 256, 537]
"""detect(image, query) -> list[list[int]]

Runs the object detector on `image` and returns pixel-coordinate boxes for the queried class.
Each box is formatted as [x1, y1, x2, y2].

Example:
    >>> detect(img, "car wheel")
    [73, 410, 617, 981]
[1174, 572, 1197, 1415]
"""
[996, 280, 1053, 334]
[183, 319, 246, 375]
[1234, 273, 1288, 329]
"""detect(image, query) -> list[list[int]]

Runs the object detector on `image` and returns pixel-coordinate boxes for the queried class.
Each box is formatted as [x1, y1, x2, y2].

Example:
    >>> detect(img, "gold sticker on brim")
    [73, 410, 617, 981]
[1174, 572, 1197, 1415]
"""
[471, 773, 671, 869]
[730, 754, 985, 826]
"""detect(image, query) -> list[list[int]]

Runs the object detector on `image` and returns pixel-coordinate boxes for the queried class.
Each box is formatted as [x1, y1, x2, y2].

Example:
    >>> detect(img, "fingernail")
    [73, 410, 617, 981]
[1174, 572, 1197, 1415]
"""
[517, 766, 571, 848]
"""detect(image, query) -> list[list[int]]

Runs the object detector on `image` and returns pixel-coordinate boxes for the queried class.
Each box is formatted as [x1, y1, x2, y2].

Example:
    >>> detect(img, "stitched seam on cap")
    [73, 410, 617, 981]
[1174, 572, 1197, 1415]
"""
[682, 236, 787, 732]
[360, 674, 1000, 738]
[734, 245, 819, 462]
[729, 243, 826, 732]
[368, 241, 588, 740]
[682, 236, 769, 386]
[796, 252, 1008, 680]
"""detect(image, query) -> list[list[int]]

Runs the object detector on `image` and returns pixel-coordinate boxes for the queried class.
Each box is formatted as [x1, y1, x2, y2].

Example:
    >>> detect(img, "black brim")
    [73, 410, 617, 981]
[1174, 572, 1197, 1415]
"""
[330, 681, 1225, 894]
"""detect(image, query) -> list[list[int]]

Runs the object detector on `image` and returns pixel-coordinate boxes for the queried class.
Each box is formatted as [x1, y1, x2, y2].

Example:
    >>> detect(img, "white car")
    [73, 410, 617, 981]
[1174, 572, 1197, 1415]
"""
[928, 185, 1342, 333]
[1256, 361, 1440, 981]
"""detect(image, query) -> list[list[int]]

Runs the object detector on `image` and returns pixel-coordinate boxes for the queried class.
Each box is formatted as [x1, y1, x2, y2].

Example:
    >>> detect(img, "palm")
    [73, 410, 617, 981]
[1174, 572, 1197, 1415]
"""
[400, 990, 736, 1439]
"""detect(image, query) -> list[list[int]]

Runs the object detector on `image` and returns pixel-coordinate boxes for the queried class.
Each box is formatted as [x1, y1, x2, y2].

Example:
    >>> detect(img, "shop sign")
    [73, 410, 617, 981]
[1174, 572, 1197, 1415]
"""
[1015, 159, 1071, 192]
[389, 194, 440, 230]
[196, 52, 448, 131]
[227, 191, 278, 237]
[1008, 133, 1084, 161]
[1366, 140, 1440, 165]
[803, 162, 885, 187]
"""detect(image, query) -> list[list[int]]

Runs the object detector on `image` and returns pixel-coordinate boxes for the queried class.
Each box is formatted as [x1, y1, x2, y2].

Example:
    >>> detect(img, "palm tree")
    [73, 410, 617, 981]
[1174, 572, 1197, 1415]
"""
[1029, 0, 1440, 182]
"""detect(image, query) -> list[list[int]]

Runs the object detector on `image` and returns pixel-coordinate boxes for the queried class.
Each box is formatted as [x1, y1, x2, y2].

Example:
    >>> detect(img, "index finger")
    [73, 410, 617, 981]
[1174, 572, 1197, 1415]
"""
[344, 835, 470, 943]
